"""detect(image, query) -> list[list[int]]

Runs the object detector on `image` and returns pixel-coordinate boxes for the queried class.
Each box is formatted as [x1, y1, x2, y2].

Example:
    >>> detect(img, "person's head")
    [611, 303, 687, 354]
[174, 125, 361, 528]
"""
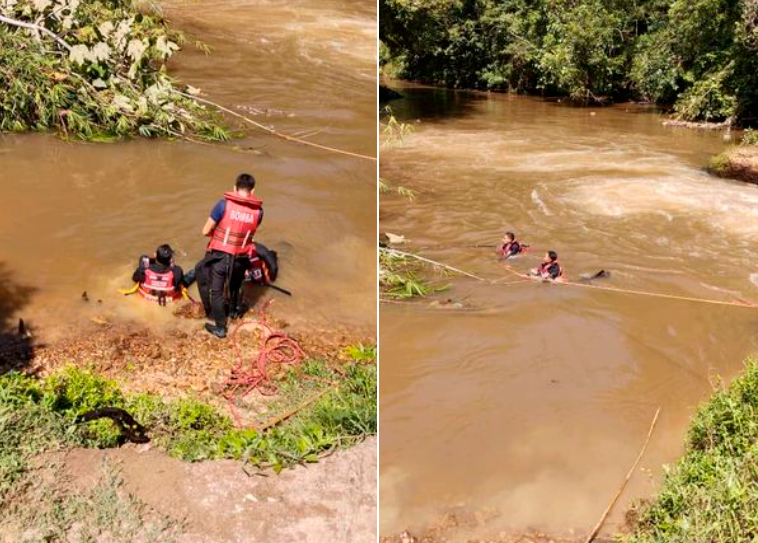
[546, 250, 558, 262]
[235, 173, 256, 196]
[505, 232, 515, 242]
[155, 244, 174, 266]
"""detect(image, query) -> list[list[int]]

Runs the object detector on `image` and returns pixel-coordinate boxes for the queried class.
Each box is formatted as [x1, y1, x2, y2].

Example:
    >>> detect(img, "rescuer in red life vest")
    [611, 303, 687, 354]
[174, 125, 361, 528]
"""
[499, 231, 527, 259]
[195, 173, 263, 338]
[132, 244, 187, 306]
[530, 250, 564, 281]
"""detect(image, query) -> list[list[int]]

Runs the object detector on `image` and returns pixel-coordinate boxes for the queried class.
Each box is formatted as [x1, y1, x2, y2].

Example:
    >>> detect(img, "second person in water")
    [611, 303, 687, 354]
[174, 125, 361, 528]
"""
[196, 173, 263, 338]
[530, 251, 563, 281]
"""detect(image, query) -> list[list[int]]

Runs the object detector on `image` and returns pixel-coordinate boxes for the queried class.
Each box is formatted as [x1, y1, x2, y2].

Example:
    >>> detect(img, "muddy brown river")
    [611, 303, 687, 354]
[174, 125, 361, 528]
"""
[0, 0, 377, 340]
[379, 84, 758, 538]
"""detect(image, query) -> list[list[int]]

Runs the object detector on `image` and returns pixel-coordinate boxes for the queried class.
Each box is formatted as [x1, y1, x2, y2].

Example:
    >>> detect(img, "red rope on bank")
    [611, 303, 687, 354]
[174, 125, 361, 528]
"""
[222, 300, 305, 426]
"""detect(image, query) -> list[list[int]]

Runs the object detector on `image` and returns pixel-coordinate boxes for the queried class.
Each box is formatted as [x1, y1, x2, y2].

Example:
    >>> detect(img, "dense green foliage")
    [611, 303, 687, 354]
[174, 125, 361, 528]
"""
[627, 359, 758, 542]
[381, 0, 758, 124]
[0, 0, 229, 140]
[0, 356, 376, 502]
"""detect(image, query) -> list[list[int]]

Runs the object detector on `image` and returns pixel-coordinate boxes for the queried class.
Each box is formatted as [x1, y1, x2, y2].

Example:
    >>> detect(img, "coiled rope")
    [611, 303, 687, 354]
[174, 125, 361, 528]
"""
[222, 301, 305, 426]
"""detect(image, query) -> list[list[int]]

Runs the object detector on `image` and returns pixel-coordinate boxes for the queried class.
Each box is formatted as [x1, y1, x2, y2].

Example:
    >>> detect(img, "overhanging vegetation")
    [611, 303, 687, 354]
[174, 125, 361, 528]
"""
[0, 0, 229, 140]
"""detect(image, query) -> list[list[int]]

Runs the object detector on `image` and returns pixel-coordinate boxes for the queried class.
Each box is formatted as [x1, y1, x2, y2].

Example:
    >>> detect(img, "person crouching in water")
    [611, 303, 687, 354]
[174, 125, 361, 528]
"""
[530, 251, 564, 281]
[499, 231, 526, 259]
[196, 173, 263, 339]
[133, 244, 187, 306]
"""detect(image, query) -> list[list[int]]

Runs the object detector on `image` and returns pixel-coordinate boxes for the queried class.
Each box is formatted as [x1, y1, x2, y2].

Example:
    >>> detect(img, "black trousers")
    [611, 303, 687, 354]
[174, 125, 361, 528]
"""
[195, 251, 250, 328]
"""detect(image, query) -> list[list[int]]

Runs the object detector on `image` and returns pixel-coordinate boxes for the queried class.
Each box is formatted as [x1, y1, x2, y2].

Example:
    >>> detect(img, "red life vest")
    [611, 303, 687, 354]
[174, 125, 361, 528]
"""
[501, 241, 524, 258]
[207, 191, 263, 256]
[246, 251, 272, 285]
[539, 260, 563, 279]
[138, 268, 181, 304]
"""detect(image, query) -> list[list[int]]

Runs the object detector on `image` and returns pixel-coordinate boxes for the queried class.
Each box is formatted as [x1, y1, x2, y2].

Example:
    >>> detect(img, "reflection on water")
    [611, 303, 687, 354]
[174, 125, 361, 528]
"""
[0, 0, 376, 339]
[379, 84, 758, 537]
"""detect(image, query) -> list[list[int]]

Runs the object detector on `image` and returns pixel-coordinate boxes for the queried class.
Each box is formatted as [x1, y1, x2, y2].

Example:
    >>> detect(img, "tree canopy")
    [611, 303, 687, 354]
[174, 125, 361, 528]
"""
[380, 0, 758, 125]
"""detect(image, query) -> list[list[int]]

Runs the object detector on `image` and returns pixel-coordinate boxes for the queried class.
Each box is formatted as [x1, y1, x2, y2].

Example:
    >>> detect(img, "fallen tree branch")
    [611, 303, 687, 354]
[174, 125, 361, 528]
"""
[382, 248, 485, 281]
[0, 13, 72, 52]
[175, 90, 377, 162]
[585, 407, 662, 543]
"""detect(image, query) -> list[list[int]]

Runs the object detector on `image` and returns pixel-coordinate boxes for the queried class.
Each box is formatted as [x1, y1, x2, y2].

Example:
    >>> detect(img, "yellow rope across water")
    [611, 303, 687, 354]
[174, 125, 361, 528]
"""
[491, 259, 758, 309]
[386, 246, 758, 310]
[176, 91, 377, 162]
[555, 279, 758, 310]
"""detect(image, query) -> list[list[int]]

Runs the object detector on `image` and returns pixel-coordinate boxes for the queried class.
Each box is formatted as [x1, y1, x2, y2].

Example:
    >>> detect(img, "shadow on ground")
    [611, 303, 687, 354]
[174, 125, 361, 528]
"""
[0, 262, 37, 373]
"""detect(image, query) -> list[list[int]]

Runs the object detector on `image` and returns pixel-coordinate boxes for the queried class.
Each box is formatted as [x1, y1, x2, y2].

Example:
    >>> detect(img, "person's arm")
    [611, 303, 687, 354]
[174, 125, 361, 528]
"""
[172, 266, 184, 290]
[203, 200, 225, 237]
[132, 255, 149, 283]
[202, 217, 217, 237]
[548, 263, 561, 280]
[257, 207, 264, 227]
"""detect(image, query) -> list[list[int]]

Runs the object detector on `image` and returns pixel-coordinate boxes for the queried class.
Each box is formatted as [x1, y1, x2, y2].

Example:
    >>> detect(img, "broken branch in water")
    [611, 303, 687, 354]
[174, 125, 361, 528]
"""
[585, 407, 662, 543]
[382, 248, 485, 281]
[174, 90, 377, 162]
[0, 13, 72, 52]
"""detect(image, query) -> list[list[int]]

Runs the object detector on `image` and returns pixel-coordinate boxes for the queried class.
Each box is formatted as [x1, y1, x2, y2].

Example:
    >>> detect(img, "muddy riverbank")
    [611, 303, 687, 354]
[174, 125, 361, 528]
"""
[379, 82, 758, 539]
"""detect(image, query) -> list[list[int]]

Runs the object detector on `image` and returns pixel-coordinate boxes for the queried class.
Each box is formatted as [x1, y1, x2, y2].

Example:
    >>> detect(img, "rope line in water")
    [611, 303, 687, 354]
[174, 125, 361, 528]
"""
[555, 279, 758, 309]
[585, 407, 661, 543]
[383, 245, 758, 310]
[176, 91, 377, 162]
[383, 248, 486, 281]
[490, 262, 757, 309]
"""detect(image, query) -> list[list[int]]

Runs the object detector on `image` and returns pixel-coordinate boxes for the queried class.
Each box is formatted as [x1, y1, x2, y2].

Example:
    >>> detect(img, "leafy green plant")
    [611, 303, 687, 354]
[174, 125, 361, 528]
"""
[344, 343, 378, 362]
[380, 178, 418, 200]
[379, 247, 449, 300]
[381, 107, 413, 146]
[742, 128, 758, 145]
[0, 0, 229, 140]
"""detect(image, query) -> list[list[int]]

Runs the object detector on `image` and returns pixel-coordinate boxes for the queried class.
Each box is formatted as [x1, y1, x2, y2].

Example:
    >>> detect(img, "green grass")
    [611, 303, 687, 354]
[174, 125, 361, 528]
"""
[626, 358, 758, 543]
[0, 346, 376, 506]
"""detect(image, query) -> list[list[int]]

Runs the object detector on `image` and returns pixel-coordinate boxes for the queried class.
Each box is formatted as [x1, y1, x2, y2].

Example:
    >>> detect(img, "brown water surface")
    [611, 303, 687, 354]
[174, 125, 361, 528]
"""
[0, 0, 377, 340]
[379, 84, 758, 538]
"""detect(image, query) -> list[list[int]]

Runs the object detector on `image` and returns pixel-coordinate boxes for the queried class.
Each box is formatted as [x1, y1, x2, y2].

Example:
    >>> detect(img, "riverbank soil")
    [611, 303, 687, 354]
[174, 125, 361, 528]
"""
[26, 304, 372, 402]
[708, 145, 758, 184]
[1, 438, 376, 543]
